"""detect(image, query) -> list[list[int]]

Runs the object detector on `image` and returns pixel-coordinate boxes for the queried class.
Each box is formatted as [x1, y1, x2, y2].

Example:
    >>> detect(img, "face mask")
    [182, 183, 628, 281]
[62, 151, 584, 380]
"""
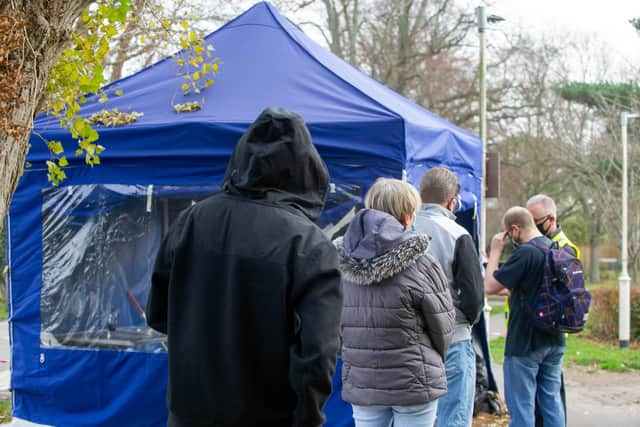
[536, 222, 548, 236]
[535, 215, 550, 236]
[509, 228, 520, 248]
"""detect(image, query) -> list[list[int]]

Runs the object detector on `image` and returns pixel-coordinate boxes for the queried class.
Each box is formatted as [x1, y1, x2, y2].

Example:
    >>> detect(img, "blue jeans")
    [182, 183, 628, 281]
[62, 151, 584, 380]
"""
[504, 346, 565, 427]
[352, 401, 438, 427]
[435, 340, 476, 427]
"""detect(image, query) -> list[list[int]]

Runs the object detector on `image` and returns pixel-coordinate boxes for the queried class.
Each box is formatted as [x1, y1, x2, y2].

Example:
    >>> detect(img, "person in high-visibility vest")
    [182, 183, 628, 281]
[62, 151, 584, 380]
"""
[503, 195, 582, 321]
[526, 194, 580, 427]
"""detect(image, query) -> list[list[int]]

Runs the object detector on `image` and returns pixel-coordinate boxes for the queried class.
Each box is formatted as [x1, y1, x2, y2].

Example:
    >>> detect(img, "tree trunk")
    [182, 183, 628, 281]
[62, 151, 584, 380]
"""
[0, 1, 92, 225]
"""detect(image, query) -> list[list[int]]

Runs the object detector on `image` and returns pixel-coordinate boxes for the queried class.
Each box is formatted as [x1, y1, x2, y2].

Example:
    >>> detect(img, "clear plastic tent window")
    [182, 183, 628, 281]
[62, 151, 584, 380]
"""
[40, 183, 361, 352]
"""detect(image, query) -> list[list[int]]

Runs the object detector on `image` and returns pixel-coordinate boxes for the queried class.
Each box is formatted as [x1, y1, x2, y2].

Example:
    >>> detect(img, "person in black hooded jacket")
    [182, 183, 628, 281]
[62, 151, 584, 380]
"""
[146, 108, 343, 427]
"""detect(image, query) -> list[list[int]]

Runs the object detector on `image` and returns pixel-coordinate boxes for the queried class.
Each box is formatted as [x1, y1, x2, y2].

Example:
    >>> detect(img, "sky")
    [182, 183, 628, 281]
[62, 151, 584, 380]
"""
[292, 0, 640, 80]
[486, 0, 640, 77]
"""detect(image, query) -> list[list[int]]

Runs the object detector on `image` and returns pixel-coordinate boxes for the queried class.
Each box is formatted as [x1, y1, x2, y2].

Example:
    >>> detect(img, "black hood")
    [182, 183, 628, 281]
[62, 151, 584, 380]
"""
[222, 107, 329, 221]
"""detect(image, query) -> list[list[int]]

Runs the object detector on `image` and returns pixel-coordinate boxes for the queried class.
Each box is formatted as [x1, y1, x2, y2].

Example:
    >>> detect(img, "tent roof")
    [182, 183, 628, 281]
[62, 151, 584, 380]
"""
[29, 1, 481, 186]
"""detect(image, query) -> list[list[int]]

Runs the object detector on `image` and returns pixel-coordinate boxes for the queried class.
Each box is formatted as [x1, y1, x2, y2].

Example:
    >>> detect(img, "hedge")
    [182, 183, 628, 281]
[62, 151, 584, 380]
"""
[586, 287, 640, 342]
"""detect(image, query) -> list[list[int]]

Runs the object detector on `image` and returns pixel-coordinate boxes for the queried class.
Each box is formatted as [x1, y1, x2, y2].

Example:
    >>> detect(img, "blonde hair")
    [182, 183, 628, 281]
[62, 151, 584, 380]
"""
[364, 178, 421, 224]
[503, 206, 536, 230]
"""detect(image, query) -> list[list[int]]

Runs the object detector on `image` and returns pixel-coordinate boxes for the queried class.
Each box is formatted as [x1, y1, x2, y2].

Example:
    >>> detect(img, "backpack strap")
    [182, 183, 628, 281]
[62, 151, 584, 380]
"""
[523, 237, 552, 253]
[519, 238, 553, 316]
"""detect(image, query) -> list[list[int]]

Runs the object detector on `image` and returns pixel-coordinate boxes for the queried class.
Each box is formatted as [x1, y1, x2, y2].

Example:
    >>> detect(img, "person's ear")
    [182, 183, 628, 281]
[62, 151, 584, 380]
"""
[401, 213, 412, 228]
[446, 197, 455, 213]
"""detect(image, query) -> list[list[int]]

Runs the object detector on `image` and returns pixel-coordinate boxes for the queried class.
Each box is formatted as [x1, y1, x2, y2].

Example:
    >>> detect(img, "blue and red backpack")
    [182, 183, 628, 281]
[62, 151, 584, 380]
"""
[525, 239, 591, 334]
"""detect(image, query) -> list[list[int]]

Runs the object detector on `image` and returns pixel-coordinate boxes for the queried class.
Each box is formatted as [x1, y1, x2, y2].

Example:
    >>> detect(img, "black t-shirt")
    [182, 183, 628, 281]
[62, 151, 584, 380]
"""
[494, 236, 565, 357]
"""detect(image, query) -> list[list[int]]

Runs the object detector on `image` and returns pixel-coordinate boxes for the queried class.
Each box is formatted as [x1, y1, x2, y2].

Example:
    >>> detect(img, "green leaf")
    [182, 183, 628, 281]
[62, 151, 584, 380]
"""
[58, 157, 69, 167]
[48, 141, 64, 155]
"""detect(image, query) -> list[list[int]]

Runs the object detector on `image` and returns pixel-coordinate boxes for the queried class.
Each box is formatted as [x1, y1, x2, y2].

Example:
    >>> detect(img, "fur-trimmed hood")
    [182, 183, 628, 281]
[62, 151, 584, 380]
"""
[334, 209, 430, 286]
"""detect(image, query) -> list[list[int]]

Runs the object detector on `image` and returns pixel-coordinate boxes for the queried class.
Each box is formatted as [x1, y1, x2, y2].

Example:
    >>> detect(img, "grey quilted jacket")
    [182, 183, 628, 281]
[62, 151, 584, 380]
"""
[335, 209, 455, 406]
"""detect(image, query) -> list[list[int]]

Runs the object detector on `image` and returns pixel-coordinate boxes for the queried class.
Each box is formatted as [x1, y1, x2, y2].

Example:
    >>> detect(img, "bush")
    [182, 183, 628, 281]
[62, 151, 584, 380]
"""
[586, 287, 640, 342]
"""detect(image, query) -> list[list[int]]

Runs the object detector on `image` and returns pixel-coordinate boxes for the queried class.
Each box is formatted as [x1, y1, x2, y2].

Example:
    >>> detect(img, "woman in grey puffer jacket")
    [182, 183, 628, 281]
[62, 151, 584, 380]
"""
[335, 178, 455, 427]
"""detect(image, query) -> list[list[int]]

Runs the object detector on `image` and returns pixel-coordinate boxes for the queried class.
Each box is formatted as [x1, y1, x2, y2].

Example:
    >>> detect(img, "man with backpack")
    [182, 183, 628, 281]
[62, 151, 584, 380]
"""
[527, 194, 579, 427]
[485, 207, 566, 427]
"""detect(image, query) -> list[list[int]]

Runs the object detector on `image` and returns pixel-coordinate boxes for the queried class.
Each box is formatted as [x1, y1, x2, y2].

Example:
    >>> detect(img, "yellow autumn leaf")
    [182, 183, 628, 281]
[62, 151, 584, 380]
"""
[181, 21, 189, 29]
[188, 31, 197, 43]
[212, 63, 219, 72]
[194, 45, 204, 55]
[181, 83, 190, 91]
[162, 19, 170, 29]
[48, 141, 64, 155]
[193, 72, 200, 81]
[115, 89, 124, 96]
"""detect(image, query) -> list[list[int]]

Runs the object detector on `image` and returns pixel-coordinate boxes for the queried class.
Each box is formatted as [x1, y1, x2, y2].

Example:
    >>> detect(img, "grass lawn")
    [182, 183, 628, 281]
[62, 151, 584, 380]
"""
[0, 298, 7, 321]
[0, 399, 10, 423]
[489, 335, 640, 372]
[488, 304, 506, 316]
[585, 278, 619, 290]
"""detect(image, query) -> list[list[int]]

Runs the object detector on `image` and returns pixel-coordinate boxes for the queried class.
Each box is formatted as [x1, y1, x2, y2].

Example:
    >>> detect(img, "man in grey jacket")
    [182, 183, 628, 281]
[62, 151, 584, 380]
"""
[414, 167, 485, 427]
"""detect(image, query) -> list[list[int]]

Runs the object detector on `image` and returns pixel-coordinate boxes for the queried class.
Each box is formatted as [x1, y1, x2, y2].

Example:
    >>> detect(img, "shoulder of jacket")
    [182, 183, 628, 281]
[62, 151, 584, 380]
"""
[413, 253, 447, 288]
[421, 214, 468, 238]
[336, 234, 430, 286]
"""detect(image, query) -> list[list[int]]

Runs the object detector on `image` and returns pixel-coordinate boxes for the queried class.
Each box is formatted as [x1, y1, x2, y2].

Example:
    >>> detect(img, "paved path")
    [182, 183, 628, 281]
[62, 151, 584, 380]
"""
[486, 298, 640, 427]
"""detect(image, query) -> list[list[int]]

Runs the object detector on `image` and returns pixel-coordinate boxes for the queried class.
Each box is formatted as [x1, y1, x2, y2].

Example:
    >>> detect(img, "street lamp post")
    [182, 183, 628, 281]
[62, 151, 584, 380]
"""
[476, 6, 488, 260]
[476, 6, 504, 259]
[476, 6, 504, 340]
[619, 112, 639, 348]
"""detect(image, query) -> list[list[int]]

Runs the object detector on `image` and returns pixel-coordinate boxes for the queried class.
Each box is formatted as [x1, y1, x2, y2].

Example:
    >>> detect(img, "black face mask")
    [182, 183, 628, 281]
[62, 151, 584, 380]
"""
[536, 217, 550, 236]
[536, 223, 547, 235]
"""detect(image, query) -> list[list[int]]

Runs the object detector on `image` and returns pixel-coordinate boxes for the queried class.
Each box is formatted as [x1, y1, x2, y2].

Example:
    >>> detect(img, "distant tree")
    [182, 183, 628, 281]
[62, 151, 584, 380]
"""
[554, 81, 640, 280]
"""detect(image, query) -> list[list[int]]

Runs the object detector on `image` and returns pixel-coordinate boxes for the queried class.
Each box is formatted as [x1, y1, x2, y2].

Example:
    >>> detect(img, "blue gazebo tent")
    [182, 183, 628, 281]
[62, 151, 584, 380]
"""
[6, 2, 490, 426]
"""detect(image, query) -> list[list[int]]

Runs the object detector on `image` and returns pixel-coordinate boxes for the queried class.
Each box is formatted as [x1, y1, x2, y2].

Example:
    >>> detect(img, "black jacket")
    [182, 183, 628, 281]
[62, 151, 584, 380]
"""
[147, 108, 343, 427]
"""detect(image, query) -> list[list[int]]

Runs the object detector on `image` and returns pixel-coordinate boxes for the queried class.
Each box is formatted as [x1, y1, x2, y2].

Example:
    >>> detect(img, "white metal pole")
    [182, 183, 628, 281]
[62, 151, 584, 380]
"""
[476, 6, 492, 339]
[619, 112, 639, 348]
[477, 5, 487, 259]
